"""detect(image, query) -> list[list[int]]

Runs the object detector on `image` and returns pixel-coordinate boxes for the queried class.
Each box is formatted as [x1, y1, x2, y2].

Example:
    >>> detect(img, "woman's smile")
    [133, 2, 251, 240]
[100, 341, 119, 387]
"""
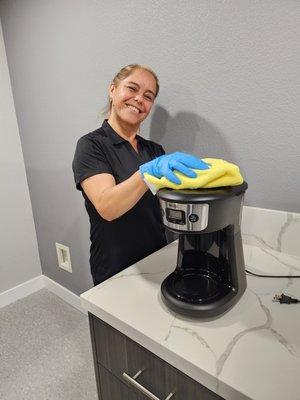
[125, 104, 142, 113]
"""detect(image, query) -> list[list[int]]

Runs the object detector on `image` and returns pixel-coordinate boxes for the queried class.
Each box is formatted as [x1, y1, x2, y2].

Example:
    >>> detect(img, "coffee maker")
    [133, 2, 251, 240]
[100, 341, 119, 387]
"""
[157, 182, 248, 317]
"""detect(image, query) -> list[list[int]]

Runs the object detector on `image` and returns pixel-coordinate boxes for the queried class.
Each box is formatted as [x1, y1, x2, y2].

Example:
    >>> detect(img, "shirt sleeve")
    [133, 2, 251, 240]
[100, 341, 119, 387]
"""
[72, 135, 113, 191]
[158, 145, 165, 156]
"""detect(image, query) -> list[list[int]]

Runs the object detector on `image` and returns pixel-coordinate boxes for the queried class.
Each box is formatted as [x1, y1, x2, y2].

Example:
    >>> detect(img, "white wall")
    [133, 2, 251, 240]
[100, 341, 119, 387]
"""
[0, 19, 41, 294]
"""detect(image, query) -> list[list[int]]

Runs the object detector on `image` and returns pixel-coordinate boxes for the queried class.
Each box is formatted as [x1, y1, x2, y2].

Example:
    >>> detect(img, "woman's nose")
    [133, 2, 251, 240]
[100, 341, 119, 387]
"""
[134, 93, 143, 103]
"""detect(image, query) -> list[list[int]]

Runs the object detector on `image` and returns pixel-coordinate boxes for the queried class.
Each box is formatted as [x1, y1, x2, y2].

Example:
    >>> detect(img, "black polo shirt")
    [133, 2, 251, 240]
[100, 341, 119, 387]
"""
[72, 120, 167, 284]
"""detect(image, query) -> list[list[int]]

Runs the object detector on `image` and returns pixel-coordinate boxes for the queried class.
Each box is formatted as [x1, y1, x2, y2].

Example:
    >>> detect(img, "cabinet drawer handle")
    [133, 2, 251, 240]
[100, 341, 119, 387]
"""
[122, 370, 175, 400]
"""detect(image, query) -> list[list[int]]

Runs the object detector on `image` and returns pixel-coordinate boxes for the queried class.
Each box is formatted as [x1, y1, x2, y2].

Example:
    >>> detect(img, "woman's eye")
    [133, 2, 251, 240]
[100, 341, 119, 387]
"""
[145, 95, 154, 101]
[128, 86, 136, 91]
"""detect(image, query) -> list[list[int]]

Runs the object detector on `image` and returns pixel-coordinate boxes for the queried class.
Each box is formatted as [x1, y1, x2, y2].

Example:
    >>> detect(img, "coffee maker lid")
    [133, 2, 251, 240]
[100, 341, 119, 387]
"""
[157, 181, 248, 203]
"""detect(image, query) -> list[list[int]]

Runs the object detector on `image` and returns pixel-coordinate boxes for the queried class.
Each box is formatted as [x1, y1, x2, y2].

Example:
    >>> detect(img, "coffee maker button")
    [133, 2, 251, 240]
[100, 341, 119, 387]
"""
[189, 214, 199, 223]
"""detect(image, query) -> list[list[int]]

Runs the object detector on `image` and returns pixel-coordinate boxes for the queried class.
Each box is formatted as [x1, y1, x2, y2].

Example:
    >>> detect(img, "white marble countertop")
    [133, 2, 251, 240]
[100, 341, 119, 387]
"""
[81, 239, 300, 400]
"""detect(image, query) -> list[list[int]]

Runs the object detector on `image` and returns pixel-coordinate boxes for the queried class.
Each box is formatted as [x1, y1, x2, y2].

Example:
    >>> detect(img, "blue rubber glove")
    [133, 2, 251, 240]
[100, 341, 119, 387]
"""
[139, 152, 210, 185]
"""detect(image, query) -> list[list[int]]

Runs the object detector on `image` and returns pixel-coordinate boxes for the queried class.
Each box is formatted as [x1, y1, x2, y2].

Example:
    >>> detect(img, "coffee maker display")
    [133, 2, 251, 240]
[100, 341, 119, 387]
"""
[157, 182, 248, 318]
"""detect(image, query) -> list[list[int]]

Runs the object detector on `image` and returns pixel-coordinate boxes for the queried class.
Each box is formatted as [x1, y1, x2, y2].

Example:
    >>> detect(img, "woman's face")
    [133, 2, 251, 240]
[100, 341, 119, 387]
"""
[109, 69, 157, 128]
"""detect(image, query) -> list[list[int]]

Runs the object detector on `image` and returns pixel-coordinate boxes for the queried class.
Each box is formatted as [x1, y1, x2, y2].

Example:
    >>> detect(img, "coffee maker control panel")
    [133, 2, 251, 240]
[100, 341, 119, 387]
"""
[166, 208, 186, 225]
[160, 200, 209, 232]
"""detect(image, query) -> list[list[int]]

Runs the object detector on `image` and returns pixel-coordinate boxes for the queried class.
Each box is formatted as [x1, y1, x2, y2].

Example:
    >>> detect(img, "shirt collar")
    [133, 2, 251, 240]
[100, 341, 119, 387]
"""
[101, 120, 147, 146]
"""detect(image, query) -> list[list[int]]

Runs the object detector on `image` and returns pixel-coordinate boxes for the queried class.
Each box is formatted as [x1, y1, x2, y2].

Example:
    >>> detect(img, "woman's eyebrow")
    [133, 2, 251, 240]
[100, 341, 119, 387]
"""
[128, 81, 156, 97]
[128, 81, 139, 87]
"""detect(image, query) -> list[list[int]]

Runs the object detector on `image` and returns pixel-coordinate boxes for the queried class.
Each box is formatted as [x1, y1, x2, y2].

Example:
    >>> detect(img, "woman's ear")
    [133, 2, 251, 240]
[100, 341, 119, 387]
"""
[109, 83, 115, 100]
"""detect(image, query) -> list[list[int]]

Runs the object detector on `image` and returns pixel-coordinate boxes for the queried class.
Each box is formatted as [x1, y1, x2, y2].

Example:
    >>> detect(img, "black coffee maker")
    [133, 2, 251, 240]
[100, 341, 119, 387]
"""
[157, 182, 248, 317]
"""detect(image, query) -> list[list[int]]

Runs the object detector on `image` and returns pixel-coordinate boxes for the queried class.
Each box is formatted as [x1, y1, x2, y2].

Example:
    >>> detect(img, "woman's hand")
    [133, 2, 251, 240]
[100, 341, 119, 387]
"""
[139, 152, 210, 184]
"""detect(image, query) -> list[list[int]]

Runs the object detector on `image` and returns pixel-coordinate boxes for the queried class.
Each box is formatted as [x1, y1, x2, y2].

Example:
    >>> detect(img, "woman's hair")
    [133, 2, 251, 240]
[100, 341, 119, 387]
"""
[101, 64, 159, 118]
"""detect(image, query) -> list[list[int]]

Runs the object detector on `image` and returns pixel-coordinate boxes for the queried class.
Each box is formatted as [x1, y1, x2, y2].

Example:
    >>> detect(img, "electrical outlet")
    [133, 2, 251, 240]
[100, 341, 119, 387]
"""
[55, 243, 72, 273]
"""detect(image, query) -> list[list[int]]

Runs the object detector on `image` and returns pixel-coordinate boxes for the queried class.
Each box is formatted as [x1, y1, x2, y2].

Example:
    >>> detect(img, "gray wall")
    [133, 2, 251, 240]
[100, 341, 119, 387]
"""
[0, 0, 299, 294]
[0, 19, 41, 294]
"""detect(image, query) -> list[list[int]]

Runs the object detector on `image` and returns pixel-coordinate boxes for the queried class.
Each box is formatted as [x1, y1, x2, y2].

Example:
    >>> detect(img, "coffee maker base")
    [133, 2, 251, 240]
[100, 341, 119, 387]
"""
[161, 270, 245, 318]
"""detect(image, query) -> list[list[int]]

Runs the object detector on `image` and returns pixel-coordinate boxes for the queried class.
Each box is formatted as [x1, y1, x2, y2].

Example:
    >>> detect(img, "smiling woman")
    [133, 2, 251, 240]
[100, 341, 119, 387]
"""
[72, 64, 209, 286]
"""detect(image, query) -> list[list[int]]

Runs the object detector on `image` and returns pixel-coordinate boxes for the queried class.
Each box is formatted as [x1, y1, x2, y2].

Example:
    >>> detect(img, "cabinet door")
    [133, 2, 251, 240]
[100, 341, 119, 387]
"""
[92, 315, 127, 376]
[126, 338, 223, 400]
[88, 314, 102, 400]
[126, 336, 167, 399]
[165, 363, 223, 400]
[99, 364, 140, 400]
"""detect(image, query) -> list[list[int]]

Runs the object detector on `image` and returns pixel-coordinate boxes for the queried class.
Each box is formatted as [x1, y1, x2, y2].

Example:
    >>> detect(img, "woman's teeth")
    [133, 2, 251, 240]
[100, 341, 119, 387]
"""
[126, 105, 140, 113]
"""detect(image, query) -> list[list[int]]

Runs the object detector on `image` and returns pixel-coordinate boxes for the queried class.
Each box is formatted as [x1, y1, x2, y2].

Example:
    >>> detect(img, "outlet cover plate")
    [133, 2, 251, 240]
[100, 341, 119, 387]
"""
[55, 243, 72, 273]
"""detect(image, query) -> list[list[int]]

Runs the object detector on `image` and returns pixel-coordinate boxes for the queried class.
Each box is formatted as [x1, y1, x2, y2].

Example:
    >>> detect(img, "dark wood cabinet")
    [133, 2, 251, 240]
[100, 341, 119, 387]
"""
[98, 364, 140, 400]
[126, 335, 168, 399]
[89, 313, 224, 400]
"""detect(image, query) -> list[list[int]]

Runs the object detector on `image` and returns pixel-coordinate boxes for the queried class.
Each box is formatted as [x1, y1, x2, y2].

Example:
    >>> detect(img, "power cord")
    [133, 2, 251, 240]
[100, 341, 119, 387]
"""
[245, 269, 300, 305]
[246, 269, 300, 278]
[273, 293, 300, 304]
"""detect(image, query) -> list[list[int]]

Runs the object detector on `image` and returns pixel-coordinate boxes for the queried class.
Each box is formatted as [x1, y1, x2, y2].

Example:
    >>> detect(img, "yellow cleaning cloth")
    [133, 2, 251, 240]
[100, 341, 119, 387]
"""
[144, 158, 244, 190]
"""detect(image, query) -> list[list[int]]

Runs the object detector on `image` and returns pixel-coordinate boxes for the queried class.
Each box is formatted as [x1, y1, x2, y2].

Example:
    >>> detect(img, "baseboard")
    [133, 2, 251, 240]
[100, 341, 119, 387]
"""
[0, 275, 44, 308]
[0, 275, 86, 314]
[43, 276, 86, 315]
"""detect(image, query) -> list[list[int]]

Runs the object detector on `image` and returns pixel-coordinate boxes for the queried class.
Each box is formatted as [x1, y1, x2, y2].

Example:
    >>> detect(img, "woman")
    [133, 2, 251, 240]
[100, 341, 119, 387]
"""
[72, 64, 208, 285]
